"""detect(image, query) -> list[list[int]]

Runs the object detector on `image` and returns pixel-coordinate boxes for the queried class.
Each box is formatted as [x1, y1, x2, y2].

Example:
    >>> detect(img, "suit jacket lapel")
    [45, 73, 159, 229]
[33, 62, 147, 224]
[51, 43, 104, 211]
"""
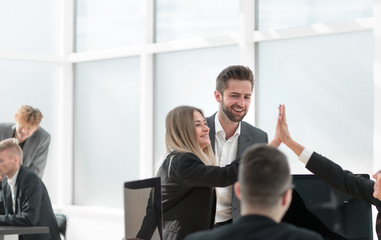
[2, 178, 14, 214]
[236, 124, 252, 159]
[13, 166, 24, 214]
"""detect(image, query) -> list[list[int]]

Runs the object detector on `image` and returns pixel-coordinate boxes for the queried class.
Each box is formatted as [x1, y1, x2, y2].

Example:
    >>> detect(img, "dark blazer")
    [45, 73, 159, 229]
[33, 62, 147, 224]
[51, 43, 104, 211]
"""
[0, 123, 50, 178]
[184, 215, 323, 240]
[0, 166, 60, 240]
[138, 151, 239, 240]
[306, 152, 381, 239]
[206, 113, 268, 220]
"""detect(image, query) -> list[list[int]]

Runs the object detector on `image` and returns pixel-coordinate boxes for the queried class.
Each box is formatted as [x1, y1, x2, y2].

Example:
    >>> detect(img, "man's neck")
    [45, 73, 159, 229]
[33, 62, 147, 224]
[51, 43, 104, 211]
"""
[7, 169, 19, 181]
[13, 132, 26, 144]
[217, 112, 240, 140]
[241, 206, 283, 223]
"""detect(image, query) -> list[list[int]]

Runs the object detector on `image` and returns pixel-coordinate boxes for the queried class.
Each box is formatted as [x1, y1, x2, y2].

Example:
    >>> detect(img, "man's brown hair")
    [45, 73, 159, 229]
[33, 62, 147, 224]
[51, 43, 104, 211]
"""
[14, 105, 43, 126]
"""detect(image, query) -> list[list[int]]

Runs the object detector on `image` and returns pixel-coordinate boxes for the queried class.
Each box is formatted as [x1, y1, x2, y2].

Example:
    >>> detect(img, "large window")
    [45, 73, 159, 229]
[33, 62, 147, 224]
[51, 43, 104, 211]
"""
[257, 31, 373, 173]
[155, 0, 238, 42]
[0, 0, 60, 54]
[74, 57, 140, 208]
[256, 0, 372, 30]
[76, 0, 142, 52]
[0, 0, 378, 217]
[1, 0, 380, 239]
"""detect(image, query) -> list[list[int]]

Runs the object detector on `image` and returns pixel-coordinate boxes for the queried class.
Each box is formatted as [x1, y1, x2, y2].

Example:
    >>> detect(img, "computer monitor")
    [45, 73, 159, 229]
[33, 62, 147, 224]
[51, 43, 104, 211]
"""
[290, 174, 373, 240]
[124, 177, 163, 240]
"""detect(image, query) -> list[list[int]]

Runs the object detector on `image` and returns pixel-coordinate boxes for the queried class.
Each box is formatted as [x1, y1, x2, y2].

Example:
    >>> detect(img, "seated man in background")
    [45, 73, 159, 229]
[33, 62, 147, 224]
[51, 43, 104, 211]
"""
[0, 138, 60, 240]
[185, 144, 323, 240]
[0, 105, 51, 178]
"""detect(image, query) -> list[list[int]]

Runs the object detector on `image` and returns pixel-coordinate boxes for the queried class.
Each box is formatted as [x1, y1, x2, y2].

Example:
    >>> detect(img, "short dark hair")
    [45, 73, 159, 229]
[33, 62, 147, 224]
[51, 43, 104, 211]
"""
[239, 144, 291, 208]
[216, 65, 254, 93]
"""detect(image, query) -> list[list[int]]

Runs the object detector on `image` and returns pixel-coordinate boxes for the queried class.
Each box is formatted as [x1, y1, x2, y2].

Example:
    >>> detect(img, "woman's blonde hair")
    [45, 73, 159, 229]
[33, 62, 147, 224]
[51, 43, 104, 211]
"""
[165, 106, 216, 166]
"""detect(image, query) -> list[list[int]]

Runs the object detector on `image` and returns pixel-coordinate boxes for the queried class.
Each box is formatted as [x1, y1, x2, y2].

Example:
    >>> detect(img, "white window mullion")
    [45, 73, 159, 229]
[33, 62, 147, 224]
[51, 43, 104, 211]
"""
[374, 0, 381, 173]
[239, 0, 256, 125]
[140, 0, 155, 178]
[57, 0, 75, 205]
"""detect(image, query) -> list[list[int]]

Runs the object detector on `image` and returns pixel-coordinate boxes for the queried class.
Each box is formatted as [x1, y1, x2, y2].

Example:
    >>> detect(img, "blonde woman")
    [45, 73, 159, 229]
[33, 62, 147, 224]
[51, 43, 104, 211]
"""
[137, 106, 243, 240]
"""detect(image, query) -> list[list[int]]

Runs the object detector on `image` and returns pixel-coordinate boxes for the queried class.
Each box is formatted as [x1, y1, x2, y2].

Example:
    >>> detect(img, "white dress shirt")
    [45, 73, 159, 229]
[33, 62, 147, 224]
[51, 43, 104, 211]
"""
[7, 169, 19, 213]
[299, 148, 314, 165]
[214, 115, 241, 223]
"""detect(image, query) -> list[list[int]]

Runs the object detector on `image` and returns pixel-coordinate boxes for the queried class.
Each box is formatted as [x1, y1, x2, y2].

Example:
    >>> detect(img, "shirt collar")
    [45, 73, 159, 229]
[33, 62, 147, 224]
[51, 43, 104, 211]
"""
[215, 112, 241, 138]
[7, 169, 20, 188]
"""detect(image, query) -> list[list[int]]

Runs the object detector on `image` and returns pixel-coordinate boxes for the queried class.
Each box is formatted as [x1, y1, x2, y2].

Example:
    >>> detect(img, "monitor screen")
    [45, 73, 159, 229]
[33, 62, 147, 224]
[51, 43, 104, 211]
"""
[290, 174, 373, 240]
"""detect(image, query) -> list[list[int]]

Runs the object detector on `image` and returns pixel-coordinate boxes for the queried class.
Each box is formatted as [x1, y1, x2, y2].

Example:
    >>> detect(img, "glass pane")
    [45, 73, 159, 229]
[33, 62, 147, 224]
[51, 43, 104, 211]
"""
[0, 59, 59, 130]
[0, 0, 60, 54]
[257, 31, 373, 174]
[154, 46, 239, 165]
[76, 0, 141, 52]
[0, 59, 60, 200]
[257, 0, 373, 30]
[156, 0, 238, 42]
[74, 57, 140, 208]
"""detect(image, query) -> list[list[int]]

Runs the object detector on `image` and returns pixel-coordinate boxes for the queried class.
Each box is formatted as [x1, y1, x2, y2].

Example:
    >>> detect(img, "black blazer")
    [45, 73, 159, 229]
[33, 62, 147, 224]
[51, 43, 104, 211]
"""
[143, 151, 239, 240]
[0, 166, 60, 240]
[306, 152, 381, 239]
[184, 215, 323, 240]
[206, 113, 268, 220]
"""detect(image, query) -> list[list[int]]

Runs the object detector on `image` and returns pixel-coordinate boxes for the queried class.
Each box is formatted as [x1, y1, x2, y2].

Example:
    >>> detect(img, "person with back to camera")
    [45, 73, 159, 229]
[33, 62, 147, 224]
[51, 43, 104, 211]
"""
[275, 104, 381, 239]
[185, 144, 324, 240]
[0, 105, 50, 178]
[134, 105, 282, 240]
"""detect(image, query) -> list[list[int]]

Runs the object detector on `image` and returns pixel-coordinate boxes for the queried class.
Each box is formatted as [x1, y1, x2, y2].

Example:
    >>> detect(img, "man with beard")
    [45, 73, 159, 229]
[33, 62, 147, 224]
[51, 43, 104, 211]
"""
[205, 67, 347, 239]
[206, 65, 268, 226]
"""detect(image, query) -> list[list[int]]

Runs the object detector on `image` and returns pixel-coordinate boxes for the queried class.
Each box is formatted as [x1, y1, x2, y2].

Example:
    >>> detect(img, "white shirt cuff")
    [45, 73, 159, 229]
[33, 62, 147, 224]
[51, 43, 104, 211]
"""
[299, 148, 313, 165]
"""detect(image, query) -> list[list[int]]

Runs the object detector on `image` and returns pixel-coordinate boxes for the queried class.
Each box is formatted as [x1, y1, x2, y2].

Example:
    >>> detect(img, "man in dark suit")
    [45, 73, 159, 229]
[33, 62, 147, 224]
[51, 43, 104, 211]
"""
[207, 65, 268, 225]
[185, 144, 323, 240]
[0, 105, 50, 178]
[0, 138, 60, 240]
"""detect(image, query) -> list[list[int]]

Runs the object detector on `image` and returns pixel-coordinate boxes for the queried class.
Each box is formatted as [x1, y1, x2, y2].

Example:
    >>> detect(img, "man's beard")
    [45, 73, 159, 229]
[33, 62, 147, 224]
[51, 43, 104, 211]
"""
[221, 99, 247, 122]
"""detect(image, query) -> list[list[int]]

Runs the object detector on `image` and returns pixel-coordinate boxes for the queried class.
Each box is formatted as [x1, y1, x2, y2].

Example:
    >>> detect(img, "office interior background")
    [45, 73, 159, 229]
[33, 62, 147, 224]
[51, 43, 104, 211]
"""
[0, 0, 380, 239]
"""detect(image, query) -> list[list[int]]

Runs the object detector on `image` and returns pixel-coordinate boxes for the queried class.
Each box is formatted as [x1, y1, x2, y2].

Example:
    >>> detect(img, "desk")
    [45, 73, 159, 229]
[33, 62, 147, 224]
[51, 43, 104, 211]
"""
[0, 226, 49, 240]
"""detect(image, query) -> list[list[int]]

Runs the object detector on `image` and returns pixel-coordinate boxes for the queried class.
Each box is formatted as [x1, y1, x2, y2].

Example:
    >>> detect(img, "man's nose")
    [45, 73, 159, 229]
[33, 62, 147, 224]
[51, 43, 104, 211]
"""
[237, 97, 245, 106]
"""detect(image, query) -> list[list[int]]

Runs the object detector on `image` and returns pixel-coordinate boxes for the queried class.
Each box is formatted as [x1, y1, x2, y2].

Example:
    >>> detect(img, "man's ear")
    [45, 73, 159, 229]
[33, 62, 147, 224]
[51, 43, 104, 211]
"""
[281, 189, 292, 208]
[214, 90, 222, 103]
[14, 155, 21, 166]
[234, 181, 241, 200]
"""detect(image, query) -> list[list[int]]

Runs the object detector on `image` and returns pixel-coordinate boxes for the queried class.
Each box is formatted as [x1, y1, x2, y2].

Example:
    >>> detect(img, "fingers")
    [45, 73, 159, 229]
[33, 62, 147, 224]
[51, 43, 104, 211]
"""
[279, 104, 286, 122]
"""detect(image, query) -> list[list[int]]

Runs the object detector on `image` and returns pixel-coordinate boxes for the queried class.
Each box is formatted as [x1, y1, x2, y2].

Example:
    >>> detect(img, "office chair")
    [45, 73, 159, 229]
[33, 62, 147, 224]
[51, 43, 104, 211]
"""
[124, 177, 163, 240]
[55, 213, 68, 239]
